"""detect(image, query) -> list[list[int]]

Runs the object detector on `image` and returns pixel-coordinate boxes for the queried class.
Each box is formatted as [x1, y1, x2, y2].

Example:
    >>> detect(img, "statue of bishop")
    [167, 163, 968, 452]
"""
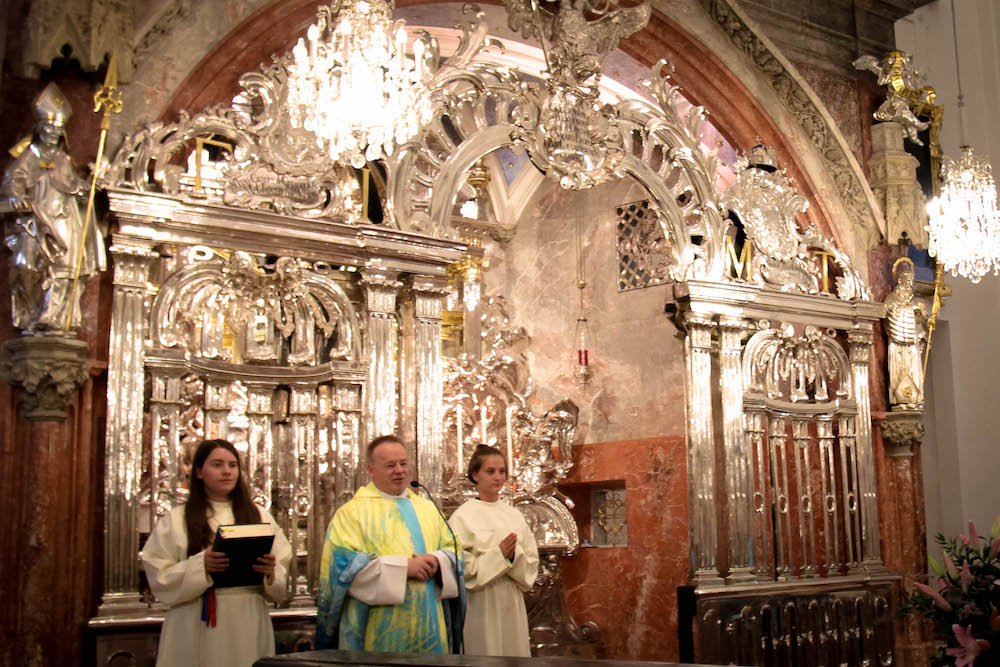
[884, 260, 926, 409]
[2, 83, 107, 333]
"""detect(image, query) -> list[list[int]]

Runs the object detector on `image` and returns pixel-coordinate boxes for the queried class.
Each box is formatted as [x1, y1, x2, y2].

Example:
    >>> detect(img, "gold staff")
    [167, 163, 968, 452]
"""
[64, 53, 124, 329]
[923, 261, 951, 379]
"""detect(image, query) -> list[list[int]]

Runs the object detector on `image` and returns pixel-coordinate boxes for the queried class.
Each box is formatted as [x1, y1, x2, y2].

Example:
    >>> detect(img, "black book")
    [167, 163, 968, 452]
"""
[210, 523, 275, 588]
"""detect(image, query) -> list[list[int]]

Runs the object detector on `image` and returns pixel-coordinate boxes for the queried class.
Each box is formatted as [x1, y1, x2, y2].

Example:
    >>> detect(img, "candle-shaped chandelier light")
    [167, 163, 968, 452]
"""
[925, 0, 1000, 283]
[286, 0, 433, 168]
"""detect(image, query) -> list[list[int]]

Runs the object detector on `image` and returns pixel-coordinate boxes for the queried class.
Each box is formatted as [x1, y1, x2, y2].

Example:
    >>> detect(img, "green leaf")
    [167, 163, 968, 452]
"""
[929, 555, 944, 577]
[991, 516, 1000, 541]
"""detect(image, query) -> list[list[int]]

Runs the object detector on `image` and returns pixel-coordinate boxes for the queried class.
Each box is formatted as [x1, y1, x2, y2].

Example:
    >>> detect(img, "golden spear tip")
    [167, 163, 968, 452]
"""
[104, 51, 119, 90]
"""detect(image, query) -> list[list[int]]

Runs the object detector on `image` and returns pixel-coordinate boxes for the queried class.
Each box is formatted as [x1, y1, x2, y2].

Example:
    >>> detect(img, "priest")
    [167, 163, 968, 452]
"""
[316, 435, 464, 654]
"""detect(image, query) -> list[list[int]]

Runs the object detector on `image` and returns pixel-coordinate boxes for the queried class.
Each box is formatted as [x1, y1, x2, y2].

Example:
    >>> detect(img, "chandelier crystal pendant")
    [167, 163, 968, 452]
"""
[926, 146, 1000, 283]
[286, 0, 433, 168]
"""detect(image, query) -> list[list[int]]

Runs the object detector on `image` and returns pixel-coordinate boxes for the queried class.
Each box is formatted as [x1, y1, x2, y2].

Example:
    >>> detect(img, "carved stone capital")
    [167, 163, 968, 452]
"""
[848, 330, 875, 363]
[881, 409, 925, 458]
[110, 243, 157, 289]
[1, 335, 90, 421]
[409, 275, 450, 321]
[360, 269, 403, 314]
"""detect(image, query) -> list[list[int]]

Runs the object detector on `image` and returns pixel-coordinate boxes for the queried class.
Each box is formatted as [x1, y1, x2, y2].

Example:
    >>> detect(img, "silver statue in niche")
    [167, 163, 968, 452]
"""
[1, 83, 107, 332]
[884, 258, 926, 409]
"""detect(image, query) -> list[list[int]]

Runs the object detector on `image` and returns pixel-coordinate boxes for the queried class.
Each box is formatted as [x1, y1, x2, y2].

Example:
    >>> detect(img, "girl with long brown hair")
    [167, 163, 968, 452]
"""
[142, 439, 292, 666]
[448, 444, 539, 656]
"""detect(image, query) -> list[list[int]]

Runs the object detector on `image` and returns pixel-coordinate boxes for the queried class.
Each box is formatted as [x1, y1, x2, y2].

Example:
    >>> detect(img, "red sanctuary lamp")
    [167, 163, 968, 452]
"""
[575, 278, 592, 384]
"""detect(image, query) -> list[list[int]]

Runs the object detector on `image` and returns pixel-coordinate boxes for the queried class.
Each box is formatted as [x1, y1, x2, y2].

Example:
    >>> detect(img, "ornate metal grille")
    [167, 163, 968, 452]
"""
[689, 584, 893, 666]
[591, 487, 628, 546]
[741, 324, 874, 580]
[616, 200, 670, 291]
[138, 248, 368, 604]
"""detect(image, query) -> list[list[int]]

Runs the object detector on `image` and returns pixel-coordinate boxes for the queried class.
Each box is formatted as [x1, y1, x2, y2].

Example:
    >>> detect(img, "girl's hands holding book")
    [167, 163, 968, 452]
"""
[204, 549, 229, 573]
[252, 554, 277, 578]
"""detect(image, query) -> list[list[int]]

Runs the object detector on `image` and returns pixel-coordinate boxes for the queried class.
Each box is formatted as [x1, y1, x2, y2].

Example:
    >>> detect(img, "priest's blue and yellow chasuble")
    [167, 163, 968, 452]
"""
[316, 483, 464, 653]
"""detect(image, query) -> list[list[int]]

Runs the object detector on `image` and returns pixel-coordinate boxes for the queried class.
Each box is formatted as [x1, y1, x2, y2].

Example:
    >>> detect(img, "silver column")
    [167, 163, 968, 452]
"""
[792, 418, 818, 577]
[745, 406, 770, 580]
[204, 379, 231, 441]
[848, 330, 886, 573]
[287, 383, 318, 604]
[245, 382, 276, 509]
[768, 415, 792, 580]
[684, 312, 721, 585]
[411, 276, 449, 498]
[838, 415, 863, 570]
[99, 242, 156, 615]
[817, 415, 841, 574]
[149, 368, 185, 520]
[361, 269, 402, 439]
[718, 317, 753, 583]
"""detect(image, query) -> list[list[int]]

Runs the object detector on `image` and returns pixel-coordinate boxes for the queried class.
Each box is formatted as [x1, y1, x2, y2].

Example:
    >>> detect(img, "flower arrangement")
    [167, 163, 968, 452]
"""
[900, 518, 1000, 666]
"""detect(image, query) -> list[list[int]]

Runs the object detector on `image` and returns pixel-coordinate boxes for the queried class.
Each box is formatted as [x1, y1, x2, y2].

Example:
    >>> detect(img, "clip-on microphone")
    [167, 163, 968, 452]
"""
[410, 480, 460, 566]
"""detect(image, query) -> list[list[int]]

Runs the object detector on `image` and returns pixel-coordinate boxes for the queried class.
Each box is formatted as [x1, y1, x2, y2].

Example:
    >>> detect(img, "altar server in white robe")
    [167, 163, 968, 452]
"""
[142, 439, 292, 667]
[449, 444, 539, 657]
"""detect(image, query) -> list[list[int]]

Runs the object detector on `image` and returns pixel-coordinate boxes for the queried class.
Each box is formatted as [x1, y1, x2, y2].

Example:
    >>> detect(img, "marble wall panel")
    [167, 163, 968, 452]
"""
[486, 175, 687, 444]
[559, 436, 689, 661]
[792, 59, 865, 167]
[114, 0, 271, 136]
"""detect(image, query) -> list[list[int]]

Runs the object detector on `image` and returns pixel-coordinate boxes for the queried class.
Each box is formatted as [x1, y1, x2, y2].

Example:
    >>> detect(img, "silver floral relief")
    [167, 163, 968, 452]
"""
[102, 92, 362, 220]
[742, 323, 850, 404]
[442, 295, 578, 547]
[724, 149, 870, 301]
[150, 251, 362, 366]
[388, 27, 727, 285]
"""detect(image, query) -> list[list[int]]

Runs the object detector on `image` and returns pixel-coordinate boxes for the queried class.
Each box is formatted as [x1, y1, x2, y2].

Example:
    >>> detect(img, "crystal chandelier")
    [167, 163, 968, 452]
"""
[923, 0, 1000, 284]
[926, 146, 1000, 283]
[286, 0, 433, 168]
